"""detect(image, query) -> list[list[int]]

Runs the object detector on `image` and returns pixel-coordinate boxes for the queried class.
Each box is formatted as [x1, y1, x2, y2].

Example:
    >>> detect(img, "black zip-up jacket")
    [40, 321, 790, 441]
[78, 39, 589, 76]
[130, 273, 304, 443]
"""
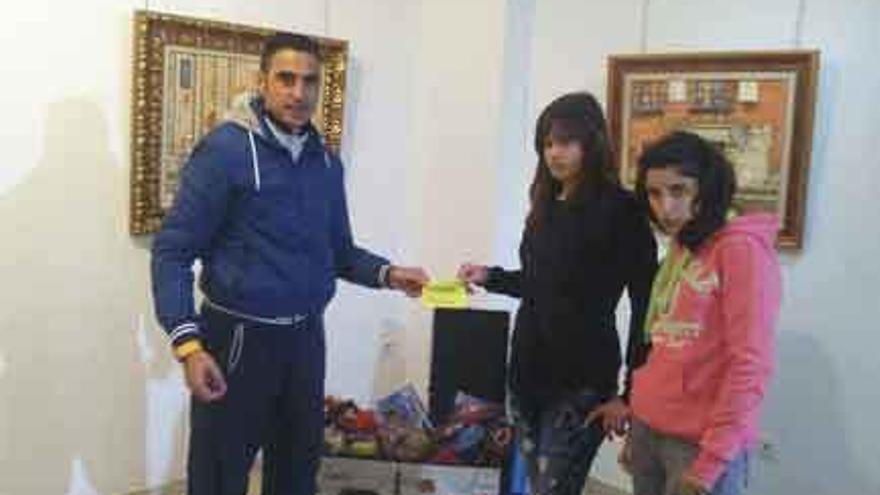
[485, 186, 657, 402]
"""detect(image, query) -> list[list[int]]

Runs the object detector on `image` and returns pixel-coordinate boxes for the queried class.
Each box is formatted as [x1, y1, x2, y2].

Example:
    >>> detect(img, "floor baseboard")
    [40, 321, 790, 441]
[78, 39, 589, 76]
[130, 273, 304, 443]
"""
[125, 476, 630, 495]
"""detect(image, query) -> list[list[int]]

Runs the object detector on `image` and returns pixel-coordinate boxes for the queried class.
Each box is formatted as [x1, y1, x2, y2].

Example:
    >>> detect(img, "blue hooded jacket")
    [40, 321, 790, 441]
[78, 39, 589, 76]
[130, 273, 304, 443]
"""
[151, 93, 388, 345]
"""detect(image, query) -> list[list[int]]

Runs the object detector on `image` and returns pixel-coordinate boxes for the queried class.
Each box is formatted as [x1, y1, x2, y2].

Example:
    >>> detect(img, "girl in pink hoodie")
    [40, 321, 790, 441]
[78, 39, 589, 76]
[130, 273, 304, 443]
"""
[624, 132, 782, 495]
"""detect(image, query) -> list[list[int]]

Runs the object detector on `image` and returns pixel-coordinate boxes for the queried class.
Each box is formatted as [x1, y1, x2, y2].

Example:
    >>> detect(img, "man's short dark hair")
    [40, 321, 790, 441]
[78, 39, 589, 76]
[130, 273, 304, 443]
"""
[260, 32, 323, 72]
[635, 131, 737, 250]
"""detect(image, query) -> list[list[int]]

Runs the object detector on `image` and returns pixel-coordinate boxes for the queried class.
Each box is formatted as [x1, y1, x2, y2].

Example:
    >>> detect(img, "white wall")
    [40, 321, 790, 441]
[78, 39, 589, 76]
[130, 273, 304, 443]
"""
[515, 0, 880, 493]
[761, 1, 880, 493]
[396, 0, 515, 396]
[322, 0, 423, 402]
[0, 1, 179, 492]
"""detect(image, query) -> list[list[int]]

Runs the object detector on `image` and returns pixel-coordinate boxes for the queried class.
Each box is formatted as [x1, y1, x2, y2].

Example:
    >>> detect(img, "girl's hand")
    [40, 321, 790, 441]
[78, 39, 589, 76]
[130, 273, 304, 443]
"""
[585, 397, 630, 437]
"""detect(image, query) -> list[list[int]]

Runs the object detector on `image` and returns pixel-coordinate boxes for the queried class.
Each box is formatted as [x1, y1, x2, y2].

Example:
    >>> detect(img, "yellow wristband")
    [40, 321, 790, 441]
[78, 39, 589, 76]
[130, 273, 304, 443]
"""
[174, 340, 204, 361]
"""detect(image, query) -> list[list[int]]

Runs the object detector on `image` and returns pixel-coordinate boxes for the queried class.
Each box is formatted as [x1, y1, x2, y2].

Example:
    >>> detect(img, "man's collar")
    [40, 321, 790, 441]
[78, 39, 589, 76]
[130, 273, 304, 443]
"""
[264, 116, 308, 142]
[249, 95, 316, 137]
[263, 111, 309, 138]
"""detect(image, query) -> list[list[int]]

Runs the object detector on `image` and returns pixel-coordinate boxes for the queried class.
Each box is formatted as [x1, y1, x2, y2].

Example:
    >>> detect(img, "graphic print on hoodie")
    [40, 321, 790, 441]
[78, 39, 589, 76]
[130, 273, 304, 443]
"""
[630, 212, 782, 487]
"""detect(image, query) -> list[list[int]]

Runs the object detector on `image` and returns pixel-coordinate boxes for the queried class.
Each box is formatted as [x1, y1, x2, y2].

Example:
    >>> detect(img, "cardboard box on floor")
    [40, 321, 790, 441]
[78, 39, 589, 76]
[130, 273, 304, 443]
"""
[317, 457, 501, 495]
[398, 462, 500, 495]
[318, 457, 397, 495]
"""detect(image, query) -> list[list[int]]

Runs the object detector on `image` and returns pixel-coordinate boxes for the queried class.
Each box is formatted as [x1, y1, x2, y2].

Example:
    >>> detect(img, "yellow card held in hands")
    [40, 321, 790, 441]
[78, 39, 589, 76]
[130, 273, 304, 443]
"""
[421, 280, 469, 309]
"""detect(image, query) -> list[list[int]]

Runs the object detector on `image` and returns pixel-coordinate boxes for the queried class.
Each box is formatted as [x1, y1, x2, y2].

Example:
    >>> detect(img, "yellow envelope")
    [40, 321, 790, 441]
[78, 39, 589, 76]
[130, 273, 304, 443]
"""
[421, 280, 468, 309]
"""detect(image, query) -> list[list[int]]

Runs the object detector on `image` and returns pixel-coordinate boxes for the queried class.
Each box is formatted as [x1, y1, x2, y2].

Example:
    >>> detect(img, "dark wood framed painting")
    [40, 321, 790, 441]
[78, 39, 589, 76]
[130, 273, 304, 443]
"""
[607, 51, 819, 249]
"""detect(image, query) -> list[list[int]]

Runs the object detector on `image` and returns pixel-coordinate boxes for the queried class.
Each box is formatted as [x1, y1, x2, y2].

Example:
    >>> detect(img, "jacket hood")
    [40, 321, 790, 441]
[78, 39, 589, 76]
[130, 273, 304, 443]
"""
[223, 90, 265, 136]
[716, 212, 779, 250]
[219, 91, 331, 193]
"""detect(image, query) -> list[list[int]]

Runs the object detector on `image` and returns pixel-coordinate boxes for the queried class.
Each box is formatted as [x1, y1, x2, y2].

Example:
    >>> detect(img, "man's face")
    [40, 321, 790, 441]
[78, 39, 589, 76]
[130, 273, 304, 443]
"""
[260, 49, 320, 131]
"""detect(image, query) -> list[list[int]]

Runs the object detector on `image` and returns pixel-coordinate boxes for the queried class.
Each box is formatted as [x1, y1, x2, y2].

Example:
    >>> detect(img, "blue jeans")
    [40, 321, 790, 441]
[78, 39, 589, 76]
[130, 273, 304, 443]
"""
[187, 304, 326, 495]
[509, 390, 606, 495]
[630, 419, 750, 495]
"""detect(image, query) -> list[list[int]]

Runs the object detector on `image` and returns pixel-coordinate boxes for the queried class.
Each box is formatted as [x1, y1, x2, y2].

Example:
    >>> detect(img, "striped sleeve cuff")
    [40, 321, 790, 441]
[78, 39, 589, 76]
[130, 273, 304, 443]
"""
[378, 264, 392, 288]
[169, 321, 201, 347]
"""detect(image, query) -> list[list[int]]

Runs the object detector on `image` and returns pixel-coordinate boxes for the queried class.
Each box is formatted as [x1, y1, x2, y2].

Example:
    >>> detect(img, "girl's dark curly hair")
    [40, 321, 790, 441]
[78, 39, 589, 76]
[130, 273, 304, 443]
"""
[635, 131, 737, 250]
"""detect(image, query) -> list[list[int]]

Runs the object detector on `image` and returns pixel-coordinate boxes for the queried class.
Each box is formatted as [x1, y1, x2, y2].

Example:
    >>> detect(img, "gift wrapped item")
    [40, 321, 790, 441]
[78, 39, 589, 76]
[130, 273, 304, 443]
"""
[323, 396, 383, 459]
[430, 391, 512, 467]
[482, 423, 513, 464]
[374, 384, 433, 431]
[324, 426, 346, 456]
[447, 392, 504, 426]
[375, 409, 436, 462]
[374, 385, 437, 462]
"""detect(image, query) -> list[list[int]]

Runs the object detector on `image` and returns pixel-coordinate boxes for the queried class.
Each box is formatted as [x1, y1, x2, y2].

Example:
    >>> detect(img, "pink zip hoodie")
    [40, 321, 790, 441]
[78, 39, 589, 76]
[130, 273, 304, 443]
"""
[630, 213, 782, 487]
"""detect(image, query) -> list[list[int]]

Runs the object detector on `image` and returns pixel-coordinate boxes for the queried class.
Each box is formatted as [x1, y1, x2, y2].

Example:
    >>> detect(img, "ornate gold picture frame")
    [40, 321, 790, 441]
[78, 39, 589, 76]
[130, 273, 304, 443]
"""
[130, 10, 349, 234]
[607, 51, 819, 249]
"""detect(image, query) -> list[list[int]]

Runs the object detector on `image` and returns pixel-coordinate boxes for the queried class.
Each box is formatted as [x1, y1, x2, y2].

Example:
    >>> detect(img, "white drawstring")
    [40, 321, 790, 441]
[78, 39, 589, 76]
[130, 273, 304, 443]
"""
[320, 134, 331, 168]
[248, 130, 261, 192]
[228, 323, 245, 373]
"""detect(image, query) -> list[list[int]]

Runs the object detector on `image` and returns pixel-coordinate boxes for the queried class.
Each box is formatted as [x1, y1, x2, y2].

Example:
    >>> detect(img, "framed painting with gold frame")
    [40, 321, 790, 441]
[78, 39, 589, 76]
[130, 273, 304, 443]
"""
[130, 10, 349, 235]
[607, 51, 819, 249]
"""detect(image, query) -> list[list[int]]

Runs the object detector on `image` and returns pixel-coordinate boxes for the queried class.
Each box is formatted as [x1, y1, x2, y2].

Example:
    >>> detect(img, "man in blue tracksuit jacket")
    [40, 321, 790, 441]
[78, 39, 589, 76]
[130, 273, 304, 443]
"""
[151, 33, 429, 495]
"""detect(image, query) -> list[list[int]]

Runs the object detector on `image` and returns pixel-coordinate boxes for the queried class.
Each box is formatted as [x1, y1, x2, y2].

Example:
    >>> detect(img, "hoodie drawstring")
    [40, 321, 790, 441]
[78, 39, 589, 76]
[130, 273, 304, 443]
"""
[248, 129, 261, 192]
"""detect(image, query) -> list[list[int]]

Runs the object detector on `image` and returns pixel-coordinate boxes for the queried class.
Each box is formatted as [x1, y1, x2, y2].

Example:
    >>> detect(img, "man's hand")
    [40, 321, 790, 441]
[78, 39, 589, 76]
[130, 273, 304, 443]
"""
[676, 473, 709, 495]
[585, 397, 630, 437]
[183, 350, 227, 402]
[388, 266, 430, 297]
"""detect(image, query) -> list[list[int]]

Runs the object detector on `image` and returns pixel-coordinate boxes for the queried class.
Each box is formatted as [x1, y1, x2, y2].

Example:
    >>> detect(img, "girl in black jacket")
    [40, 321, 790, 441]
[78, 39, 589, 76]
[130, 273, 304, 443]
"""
[458, 92, 656, 495]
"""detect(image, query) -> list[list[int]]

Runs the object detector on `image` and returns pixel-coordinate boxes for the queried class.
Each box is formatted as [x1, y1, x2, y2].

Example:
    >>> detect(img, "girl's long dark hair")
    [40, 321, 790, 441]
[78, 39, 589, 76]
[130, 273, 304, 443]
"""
[635, 131, 737, 250]
[526, 92, 618, 231]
